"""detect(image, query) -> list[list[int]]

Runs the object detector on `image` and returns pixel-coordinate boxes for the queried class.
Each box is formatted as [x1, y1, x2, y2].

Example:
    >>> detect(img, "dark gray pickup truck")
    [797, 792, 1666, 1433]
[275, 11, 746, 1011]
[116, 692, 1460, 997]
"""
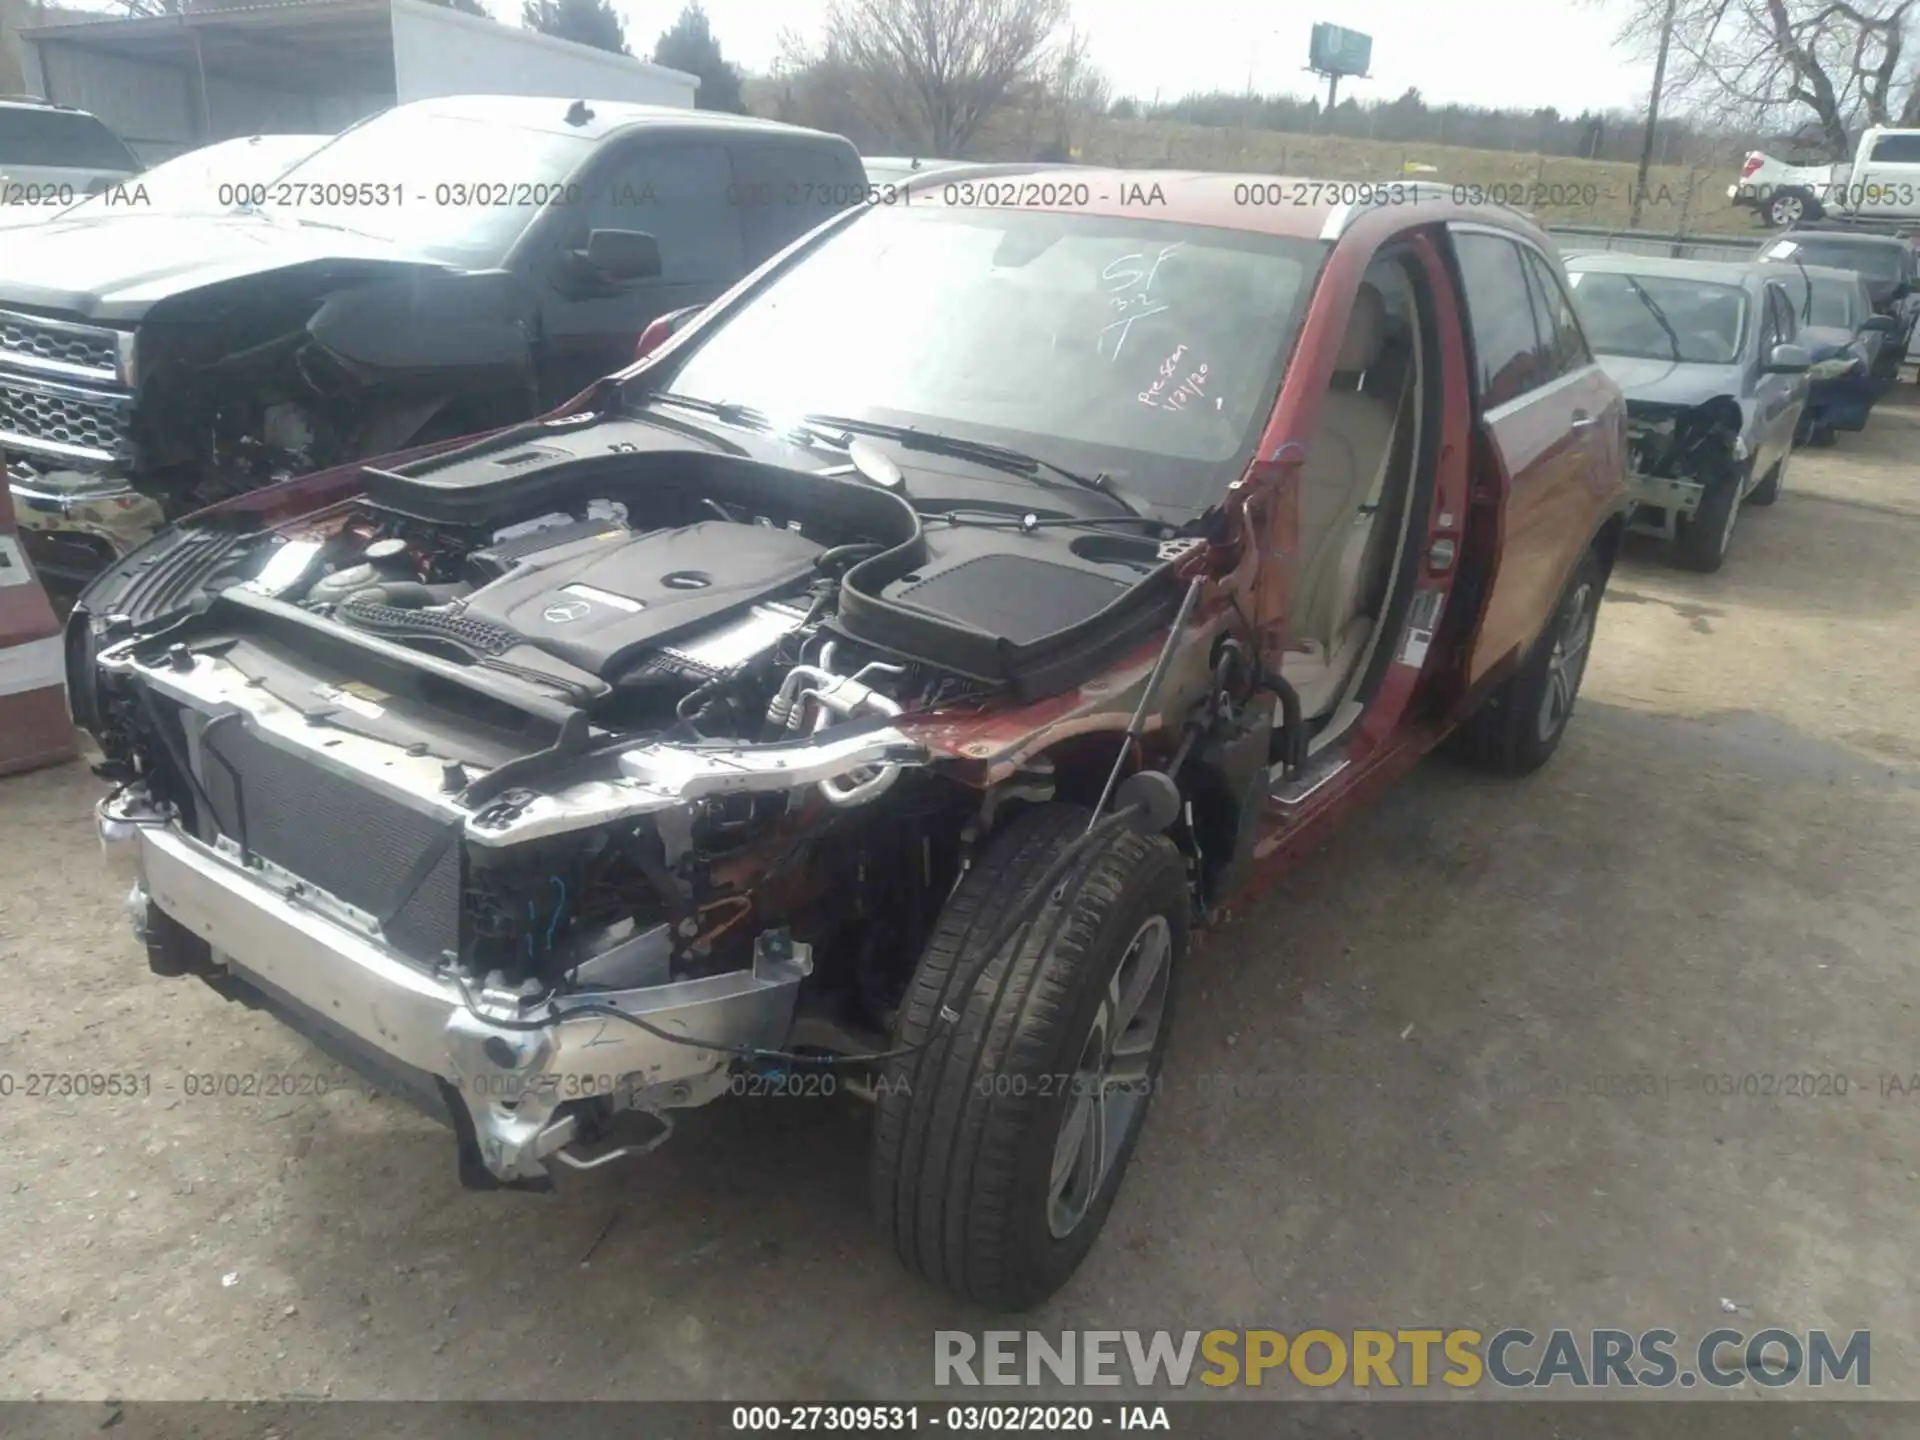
[2, 95, 863, 590]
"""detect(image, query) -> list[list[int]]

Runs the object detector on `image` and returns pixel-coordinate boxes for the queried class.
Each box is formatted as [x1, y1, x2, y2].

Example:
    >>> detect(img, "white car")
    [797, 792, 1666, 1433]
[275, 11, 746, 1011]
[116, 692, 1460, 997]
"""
[0, 97, 141, 212]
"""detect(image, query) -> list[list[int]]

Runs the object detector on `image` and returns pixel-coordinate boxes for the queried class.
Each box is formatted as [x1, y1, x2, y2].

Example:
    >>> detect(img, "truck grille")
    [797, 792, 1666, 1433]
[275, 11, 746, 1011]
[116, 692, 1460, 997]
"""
[195, 721, 464, 963]
[0, 373, 133, 467]
[0, 309, 120, 383]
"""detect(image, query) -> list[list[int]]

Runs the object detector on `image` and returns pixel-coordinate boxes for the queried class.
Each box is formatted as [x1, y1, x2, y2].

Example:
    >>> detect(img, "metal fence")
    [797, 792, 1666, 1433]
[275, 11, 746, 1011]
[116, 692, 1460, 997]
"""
[1545, 225, 1762, 262]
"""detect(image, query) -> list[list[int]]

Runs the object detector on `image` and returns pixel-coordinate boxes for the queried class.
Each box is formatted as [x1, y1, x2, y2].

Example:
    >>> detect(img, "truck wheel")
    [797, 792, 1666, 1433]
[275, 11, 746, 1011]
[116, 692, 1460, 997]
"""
[1747, 453, 1787, 507]
[1674, 472, 1742, 572]
[1766, 189, 1816, 226]
[870, 802, 1188, 1310]
[1447, 549, 1604, 776]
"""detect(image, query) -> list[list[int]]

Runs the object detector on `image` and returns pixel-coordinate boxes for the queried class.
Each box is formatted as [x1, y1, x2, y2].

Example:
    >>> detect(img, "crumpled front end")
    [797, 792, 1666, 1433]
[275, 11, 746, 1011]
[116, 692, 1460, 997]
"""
[91, 629, 931, 1185]
[1622, 396, 1745, 538]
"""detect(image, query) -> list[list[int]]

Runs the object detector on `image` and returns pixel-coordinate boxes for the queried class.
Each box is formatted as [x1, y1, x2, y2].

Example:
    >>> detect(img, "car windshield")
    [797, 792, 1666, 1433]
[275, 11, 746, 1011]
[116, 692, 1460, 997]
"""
[0, 107, 138, 171]
[1765, 237, 1904, 283]
[256, 111, 598, 265]
[1566, 272, 1748, 364]
[651, 204, 1327, 515]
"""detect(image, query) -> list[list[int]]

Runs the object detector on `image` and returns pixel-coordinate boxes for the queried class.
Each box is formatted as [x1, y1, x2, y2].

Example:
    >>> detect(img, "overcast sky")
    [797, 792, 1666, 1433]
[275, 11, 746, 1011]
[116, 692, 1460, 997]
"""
[631, 0, 1657, 115]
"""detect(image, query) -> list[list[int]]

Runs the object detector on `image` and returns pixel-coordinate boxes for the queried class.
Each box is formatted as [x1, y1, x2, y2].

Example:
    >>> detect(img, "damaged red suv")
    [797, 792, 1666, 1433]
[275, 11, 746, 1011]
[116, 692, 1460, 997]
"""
[72, 173, 1628, 1309]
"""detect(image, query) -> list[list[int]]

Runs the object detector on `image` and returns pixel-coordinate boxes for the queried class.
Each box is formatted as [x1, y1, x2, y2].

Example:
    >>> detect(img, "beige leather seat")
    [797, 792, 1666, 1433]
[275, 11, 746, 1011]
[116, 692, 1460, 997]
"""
[1281, 282, 1406, 720]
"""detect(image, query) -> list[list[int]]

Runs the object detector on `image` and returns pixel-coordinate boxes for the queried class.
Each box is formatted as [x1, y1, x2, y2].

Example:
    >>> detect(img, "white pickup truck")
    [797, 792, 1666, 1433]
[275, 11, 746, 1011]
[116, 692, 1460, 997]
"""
[1730, 127, 1920, 228]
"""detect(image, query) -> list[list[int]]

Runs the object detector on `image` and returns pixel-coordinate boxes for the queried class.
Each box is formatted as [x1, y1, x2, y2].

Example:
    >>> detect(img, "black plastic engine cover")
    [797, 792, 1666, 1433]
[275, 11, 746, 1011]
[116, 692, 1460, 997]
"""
[461, 520, 823, 678]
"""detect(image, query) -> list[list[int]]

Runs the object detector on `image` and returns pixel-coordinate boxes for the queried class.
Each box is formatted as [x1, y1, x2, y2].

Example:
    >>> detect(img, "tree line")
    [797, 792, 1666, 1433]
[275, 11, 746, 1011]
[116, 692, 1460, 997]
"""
[1122, 89, 1734, 165]
[107, 0, 1920, 162]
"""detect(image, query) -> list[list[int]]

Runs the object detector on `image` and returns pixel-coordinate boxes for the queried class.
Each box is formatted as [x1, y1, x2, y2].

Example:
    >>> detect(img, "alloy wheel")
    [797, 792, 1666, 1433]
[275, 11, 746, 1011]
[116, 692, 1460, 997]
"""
[1046, 915, 1172, 1239]
[1536, 582, 1595, 744]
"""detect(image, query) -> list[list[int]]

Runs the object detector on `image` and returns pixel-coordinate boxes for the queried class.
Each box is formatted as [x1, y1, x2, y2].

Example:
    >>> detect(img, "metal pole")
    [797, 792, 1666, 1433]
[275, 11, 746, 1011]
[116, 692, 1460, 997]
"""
[1631, 0, 1678, 229]
[191, 24, 212, 143]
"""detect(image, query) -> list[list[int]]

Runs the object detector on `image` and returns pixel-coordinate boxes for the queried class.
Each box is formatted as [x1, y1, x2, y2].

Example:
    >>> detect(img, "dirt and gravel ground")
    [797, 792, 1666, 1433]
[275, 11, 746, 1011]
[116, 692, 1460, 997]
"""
[1, 395, 1916, 1405]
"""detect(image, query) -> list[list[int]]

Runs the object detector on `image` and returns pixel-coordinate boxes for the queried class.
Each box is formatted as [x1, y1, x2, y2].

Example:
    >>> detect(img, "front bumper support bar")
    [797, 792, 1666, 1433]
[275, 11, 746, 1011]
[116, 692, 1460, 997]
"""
[99, 790, 808, 1183]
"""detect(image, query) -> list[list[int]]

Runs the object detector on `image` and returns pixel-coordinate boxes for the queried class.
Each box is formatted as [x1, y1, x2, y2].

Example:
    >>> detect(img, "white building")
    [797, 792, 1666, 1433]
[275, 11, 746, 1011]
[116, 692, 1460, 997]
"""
[14, 0, 697, 161]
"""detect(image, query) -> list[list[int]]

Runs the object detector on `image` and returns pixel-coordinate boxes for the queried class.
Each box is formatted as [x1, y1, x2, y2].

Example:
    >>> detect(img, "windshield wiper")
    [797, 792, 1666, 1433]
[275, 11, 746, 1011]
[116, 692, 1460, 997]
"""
[1621, 275, 1684, 362]
[642, 393, 850, 451]
[801, 414, 1142, 517]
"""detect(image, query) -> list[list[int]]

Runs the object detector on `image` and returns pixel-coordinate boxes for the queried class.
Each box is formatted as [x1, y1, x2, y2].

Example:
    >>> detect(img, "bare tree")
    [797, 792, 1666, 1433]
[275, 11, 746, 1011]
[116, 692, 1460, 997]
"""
[822, 0, 1070, 156]
[1612, 0, 1918, 155]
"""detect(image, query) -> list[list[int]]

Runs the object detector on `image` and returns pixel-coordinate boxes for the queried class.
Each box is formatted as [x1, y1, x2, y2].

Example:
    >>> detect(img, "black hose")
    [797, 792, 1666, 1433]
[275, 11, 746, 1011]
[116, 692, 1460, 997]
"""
[815, 542, 884, 573]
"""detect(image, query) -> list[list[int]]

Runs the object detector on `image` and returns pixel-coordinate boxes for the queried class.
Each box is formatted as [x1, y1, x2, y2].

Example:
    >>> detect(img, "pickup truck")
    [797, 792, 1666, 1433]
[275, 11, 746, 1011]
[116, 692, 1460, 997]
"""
[0, 96, 141, 209]
[1730, 128, 1920, 227]
[2, 95, 865, 592]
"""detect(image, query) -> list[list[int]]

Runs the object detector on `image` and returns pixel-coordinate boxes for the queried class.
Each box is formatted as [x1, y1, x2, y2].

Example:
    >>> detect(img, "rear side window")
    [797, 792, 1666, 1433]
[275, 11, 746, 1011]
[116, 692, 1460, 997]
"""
[730, 139, 866, 265]
[1867, 133, 1920, 164]
[1522, 248, 1592, 377]
[583, 140, 743, 285]
[1452, 230, 1549, 409]
[0, 107, 137, 170]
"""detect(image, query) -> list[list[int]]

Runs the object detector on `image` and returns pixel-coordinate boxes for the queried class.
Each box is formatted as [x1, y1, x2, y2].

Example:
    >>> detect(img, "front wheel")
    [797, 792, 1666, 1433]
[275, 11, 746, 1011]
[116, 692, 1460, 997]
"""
[1674, 471, 1743, 572]
[1747, 453, 1787, 507]
[869, 803, 1188, 1310]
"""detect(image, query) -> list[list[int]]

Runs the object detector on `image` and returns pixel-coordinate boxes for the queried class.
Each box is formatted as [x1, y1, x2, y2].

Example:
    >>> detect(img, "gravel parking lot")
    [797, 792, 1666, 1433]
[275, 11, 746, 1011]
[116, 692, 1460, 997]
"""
[2, 394, 1916, 1403]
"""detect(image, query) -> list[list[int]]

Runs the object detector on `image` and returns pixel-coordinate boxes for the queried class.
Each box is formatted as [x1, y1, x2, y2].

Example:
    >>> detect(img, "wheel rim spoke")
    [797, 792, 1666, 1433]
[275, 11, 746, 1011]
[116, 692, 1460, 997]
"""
[1108, 918, 1169, 1048]
[1050, 1091, 1094, 1200]
[1045, 914, 1173, 1239]
[1537, 586, 1592, 741]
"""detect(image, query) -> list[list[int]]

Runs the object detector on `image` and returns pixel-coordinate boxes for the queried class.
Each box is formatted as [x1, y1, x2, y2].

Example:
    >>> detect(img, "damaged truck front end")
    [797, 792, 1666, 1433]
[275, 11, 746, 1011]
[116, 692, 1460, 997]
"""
[6, 263, 533, 592]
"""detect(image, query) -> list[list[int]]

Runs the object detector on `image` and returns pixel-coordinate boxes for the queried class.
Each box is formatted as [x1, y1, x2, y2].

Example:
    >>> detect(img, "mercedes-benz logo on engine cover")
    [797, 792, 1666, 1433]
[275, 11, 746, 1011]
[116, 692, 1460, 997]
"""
[543, 599, 592, 624]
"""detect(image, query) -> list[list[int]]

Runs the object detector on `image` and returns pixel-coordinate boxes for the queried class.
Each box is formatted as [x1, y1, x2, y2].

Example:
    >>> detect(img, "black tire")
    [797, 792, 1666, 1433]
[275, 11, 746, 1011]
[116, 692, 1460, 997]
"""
[1808, 424, 1838, 448]
[1747, 454, 1785, 507]
[1674, 471, 1743, 572]
[869, 802, 1188, 1310]
[1766, 189, 1818, 227]
[1448, 548, 1605, 776]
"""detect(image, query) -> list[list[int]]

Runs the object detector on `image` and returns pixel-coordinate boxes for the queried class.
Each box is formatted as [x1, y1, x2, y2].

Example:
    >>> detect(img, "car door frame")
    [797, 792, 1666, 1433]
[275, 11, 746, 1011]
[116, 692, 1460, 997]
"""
[1751, 279, 1805, 482]
[517, 128, 750, 406]
[1442, 222, 1621, 695]
[1850, 128, 1920, 219]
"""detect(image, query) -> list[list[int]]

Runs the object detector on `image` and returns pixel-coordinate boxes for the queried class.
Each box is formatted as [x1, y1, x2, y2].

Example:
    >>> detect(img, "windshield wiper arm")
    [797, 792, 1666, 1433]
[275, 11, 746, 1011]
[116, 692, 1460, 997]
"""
[1621, 275, 1684, 362]
[640, 393, 851, 451]
[802, 414, 1141, 516]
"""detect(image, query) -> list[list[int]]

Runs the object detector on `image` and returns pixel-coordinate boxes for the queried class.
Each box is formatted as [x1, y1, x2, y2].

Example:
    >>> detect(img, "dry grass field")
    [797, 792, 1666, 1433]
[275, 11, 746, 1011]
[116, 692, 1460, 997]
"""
[970, 117, 1759, 235]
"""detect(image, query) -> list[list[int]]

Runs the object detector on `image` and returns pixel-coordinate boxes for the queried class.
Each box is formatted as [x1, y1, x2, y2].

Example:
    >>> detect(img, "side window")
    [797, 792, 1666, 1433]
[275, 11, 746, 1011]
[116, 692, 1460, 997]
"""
[1522, 248, 1592, 376]
[1867, 133, 1920, 164]
[582, 141, 744, 285]
[731, 140, 866, 265]
[1767, 285, 1796, 346]
[1452, 231, 1548, 409]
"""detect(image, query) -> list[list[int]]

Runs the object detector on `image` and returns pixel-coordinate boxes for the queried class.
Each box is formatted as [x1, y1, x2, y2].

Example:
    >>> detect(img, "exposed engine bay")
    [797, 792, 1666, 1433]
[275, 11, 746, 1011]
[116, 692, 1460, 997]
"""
[77, 430, 1252, 1188]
